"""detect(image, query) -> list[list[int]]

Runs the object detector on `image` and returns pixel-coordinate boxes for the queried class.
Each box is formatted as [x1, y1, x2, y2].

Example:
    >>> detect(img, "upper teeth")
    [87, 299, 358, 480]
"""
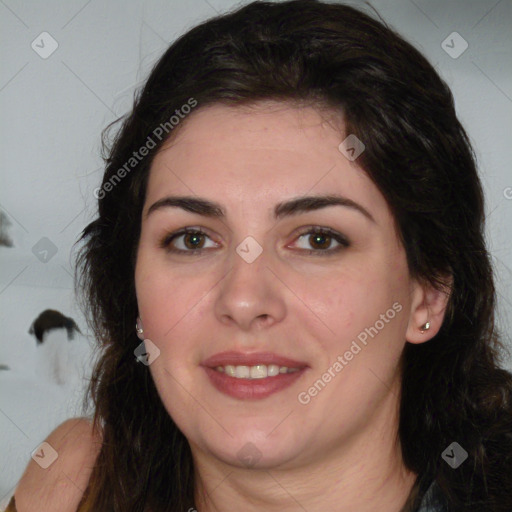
[215, 364, 300, 379]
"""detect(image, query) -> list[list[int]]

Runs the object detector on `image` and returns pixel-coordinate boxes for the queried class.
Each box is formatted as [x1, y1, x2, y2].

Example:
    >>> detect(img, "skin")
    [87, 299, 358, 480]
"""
[14, 418, 102, 511]
[134, 102, 451, 511]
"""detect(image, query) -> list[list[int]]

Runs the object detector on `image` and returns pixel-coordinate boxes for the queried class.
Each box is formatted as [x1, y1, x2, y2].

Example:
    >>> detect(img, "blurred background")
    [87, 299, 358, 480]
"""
[0, 0, 511, 505]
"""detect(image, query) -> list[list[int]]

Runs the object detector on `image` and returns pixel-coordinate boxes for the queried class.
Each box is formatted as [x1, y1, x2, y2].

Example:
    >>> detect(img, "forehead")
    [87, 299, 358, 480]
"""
[145, 102, 389, 221]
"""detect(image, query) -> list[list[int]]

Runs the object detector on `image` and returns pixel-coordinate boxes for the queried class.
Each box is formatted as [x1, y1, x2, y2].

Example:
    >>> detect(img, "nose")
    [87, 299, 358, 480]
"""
[214, 243, 287, 333]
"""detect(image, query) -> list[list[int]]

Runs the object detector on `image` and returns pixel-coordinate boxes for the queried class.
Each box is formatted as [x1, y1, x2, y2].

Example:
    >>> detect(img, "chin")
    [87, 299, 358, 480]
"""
[193, 423, 309, 470]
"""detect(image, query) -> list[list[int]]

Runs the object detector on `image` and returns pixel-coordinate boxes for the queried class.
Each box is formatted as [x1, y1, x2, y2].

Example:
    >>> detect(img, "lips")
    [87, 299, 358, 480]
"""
[201, 351, 309, 400]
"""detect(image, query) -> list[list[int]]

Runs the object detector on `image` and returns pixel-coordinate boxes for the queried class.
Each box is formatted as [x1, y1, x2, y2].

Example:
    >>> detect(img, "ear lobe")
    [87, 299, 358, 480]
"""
[136, 317, 145, 340]
[405, 274, 453, 345]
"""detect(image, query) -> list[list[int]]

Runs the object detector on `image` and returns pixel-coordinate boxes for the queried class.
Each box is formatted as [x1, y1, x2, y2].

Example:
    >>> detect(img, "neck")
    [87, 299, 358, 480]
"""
[192, 375, 416, 512]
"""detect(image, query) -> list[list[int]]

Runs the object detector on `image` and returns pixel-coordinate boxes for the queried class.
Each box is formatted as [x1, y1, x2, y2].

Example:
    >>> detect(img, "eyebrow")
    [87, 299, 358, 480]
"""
[146, 194, 375, 223]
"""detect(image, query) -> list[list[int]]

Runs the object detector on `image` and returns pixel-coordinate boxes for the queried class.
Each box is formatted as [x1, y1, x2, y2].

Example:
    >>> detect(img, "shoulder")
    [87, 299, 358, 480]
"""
[13, 417, 102, 512]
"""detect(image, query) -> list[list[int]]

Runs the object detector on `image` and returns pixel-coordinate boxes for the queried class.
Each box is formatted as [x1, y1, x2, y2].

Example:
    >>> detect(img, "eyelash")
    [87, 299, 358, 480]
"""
[159, 226, 350, 257]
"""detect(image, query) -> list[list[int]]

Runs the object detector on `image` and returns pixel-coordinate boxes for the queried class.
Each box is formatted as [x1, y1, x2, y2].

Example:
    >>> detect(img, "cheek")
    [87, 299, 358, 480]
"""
[307, 262, 407, 355]
[137, 275, 183, 337]
[135, 256, 211, 360]
[135, 251, 177, 337]
[313, 269, 383, 322]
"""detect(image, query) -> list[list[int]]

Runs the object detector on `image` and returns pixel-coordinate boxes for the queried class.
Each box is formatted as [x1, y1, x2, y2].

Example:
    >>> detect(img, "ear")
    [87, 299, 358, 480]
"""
[405, 274, 453, 344]
[136, 316, 145, 340]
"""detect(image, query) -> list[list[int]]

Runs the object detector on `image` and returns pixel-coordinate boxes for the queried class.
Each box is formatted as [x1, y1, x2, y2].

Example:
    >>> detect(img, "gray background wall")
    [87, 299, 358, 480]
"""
[0, 0, 511, 505]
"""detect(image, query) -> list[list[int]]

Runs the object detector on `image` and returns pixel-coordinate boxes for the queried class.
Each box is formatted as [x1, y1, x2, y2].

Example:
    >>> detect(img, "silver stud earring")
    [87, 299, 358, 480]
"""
[419, 321, 431, 333]
[136, 317, 144, 340]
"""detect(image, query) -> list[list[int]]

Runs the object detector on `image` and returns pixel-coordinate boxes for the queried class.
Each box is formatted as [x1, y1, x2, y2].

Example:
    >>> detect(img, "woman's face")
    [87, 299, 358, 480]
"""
[135, 102, 424, 470]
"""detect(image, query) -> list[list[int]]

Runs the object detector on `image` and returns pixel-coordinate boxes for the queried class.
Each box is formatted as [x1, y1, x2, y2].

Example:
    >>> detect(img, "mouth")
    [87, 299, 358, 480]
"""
[213, 364, 300, 379]
[201, 351, 309, 400]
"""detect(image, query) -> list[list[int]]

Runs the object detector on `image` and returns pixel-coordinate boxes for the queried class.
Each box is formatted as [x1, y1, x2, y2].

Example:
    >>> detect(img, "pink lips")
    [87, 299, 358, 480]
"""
[201, 351, 309, 400]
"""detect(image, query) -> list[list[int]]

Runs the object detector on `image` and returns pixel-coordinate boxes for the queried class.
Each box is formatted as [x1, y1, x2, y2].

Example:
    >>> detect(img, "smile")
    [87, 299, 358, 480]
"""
[201, 351, 309, 399]
[214, 364, 300, 379]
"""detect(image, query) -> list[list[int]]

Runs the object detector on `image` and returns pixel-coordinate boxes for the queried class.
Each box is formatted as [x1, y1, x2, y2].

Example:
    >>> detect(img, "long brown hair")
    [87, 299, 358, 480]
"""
[75, 1, 512, 510]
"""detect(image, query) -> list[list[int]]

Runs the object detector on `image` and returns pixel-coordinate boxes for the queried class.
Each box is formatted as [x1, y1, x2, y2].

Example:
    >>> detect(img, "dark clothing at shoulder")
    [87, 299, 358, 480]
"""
[415, 480, 451, 512]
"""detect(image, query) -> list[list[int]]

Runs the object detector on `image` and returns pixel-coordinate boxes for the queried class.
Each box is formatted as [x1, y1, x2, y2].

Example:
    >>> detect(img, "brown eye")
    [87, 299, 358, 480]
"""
[291, 226, 350, 256]
[181, 232, 206, 250]
[308, 232, 332, 250]
[160, 228, 216, 254]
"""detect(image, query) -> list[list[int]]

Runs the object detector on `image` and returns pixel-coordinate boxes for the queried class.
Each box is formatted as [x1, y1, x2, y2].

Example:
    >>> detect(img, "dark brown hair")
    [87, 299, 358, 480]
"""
[75, 1, 512, 510]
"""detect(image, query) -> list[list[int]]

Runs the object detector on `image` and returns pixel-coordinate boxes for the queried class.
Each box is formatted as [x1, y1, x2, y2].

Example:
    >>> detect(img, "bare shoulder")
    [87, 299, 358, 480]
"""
[14, 417, 103, 512]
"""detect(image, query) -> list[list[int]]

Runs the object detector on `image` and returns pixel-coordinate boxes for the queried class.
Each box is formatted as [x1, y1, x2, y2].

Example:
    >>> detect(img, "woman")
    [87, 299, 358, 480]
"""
[10, 0, 512, 510]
